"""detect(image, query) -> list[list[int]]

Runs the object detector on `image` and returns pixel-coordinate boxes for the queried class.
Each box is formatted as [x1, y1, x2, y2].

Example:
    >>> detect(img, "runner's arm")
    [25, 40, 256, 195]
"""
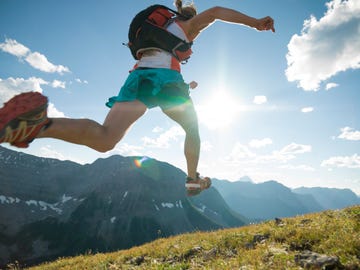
[181, 6, 275, 41]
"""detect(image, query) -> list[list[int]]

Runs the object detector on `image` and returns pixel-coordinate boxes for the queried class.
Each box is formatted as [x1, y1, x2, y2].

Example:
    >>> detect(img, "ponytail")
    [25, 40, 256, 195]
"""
[174, 0, 197, 19]
[175, 0, 183, 13]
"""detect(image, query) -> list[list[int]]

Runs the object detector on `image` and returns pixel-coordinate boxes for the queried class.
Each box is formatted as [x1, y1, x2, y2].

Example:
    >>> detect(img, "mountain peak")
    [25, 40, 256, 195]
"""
[237, 176, 253, 182]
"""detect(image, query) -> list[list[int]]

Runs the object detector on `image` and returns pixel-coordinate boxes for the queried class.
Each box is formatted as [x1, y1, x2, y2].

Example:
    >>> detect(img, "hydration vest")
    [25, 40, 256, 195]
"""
[126, 5, 193, 63]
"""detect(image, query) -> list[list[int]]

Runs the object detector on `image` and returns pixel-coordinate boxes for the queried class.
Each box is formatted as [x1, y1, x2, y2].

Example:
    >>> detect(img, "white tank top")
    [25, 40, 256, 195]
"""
[135, 21, 190, 72]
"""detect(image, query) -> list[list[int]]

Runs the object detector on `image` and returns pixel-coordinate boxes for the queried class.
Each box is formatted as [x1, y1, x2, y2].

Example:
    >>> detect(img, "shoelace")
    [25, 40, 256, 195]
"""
[4, 121, 36, 144]
[2, 110, 47, 144]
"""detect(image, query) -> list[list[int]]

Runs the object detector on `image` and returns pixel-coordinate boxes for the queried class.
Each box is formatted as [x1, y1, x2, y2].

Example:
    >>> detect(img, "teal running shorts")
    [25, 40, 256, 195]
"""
[106, 68, 190, 110]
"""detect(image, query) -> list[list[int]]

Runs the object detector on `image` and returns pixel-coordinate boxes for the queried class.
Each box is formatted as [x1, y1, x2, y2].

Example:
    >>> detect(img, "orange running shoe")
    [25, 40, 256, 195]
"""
[0, 92, 50, 148]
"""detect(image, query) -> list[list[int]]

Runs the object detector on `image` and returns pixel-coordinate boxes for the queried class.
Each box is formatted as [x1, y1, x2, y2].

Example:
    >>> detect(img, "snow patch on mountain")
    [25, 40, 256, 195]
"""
[0, 193, 83, 215]
[152, 200, 184, 211]
[194, 203, 219, 216]
[0, 195, 21, 204]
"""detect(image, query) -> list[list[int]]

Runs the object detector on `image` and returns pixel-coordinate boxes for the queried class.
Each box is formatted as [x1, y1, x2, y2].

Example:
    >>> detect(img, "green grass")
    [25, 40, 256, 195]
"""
[22, 205, 360, 269]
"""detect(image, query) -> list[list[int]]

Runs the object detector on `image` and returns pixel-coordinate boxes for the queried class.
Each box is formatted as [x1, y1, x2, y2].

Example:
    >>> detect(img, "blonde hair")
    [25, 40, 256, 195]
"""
[175, 0, 197, 19]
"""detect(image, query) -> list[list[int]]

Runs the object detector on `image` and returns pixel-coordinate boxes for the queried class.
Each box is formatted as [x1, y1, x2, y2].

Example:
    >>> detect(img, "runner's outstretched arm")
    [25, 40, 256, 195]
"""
[180, 6, 275, 41]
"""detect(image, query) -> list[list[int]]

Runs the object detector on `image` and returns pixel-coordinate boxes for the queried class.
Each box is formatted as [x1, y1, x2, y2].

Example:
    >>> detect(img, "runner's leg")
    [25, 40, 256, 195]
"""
[37, 100, 147, 152]
[161, 100, 200, 180]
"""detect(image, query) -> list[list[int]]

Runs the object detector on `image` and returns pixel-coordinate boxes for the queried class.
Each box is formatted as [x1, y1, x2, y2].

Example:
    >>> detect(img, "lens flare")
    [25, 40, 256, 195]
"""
[134, 156, 149, 168]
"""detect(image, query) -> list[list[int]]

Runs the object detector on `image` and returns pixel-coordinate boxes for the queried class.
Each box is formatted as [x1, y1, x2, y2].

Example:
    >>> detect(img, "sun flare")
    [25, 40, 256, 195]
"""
[196, 91, 241, 130]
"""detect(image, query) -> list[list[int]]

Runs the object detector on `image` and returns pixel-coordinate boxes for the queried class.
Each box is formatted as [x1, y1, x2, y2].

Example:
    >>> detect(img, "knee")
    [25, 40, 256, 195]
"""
[185, 120, 199, 135]
[184, 124, 200, 141]
[95, 137, 122, 153]
[96, 144, 113, 153]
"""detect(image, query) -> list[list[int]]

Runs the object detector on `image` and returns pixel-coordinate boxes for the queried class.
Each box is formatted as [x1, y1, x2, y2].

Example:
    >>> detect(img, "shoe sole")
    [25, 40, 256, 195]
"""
[0, 92, 48, 131]
[186, 177, 211, 197]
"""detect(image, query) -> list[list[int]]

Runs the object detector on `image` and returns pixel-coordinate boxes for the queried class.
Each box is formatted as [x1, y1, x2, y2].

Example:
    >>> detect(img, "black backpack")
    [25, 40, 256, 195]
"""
[126, 5, 193, 63]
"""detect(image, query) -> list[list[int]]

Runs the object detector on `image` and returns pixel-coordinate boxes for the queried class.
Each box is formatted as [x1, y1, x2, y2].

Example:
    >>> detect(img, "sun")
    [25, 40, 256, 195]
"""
[196, 91, 241, 130]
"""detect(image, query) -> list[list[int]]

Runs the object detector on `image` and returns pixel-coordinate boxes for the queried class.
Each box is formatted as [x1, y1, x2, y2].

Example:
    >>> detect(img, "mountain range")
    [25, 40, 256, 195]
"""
[0, 146, 359, 267]
[212, 179, 359, 221]
[0, 146, 245, 267]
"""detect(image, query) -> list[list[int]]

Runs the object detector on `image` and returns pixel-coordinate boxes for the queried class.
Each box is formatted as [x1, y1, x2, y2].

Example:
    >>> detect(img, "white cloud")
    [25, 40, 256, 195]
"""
[249, 138, 273, 148]
[225, 142, 311, 165]
[253, 95, 267, 105]
[325, 82, 339, 90]
[321, 154, 360, 168]
[270, 143, 312, 162]
[0, 77, 67, 102]
[39, 145, 84, 164]
[301, 107, 314, 113]
[0, 38, 70, 74]
[152, 126, 164, 133]
[142, 126, 184, 148]
[285, 0, 360, 91]
[280, 143, 312, 155]
[39, 145, 67, 160]
[51, 80, 66, 89]
[226, 143, 256, 162]
[111, 143, 144, 156]
[47, 103, 66, 118]
[0, 77, 67, 117]
[75, 78, 88, 84]
[0, 77, 47, 103]
[338, 127, 360, 141]
[25, 52, 69, 74]
[0, 38, 29, 57]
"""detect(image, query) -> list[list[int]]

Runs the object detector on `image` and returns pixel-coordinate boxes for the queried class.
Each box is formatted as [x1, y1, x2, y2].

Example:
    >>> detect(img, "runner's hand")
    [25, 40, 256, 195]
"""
[189, 81, 198, 89]
[256, 16, 275, 33]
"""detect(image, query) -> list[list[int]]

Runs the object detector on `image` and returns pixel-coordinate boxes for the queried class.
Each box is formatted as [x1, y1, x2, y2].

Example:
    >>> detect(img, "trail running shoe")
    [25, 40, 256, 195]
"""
[185, 172, 211, 196]
[0, 92, 49, 148]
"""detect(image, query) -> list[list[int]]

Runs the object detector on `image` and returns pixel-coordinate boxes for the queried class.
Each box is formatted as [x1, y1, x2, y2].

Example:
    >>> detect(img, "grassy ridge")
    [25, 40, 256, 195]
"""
[26, 205, 359, 269]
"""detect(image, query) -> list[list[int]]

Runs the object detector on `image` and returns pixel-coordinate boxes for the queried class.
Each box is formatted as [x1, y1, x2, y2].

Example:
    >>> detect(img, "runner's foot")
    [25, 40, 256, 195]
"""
[185, 172, 211, 196]
[0, 92, 50, 148]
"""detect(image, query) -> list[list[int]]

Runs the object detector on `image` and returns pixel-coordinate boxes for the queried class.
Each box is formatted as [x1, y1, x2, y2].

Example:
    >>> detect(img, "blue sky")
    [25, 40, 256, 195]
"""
[1, 0, 359, 194]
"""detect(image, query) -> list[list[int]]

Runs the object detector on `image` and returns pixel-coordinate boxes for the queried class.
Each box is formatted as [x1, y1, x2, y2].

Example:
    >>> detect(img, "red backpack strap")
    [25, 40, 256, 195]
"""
[147, 7, 173, 26]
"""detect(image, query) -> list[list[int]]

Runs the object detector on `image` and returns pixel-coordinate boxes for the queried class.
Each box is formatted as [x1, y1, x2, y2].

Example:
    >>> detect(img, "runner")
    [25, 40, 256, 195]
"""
[0, 0, 275, 196]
